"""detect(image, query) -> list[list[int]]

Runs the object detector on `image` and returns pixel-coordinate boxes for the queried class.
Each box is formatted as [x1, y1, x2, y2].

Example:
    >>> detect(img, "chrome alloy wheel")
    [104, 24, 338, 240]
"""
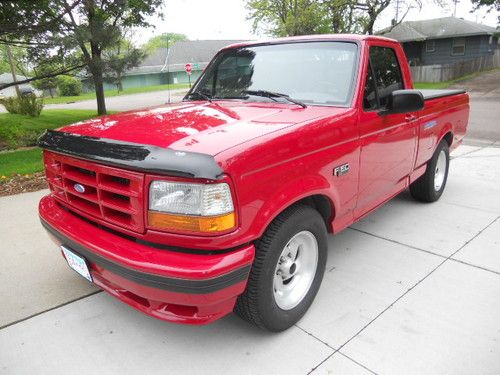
[273, 230, 319, 310]
[434, 150, 447, 191]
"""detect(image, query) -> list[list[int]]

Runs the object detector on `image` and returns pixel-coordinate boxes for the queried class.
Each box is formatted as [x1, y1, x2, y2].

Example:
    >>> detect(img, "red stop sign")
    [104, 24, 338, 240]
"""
[185, 63, 192, 74]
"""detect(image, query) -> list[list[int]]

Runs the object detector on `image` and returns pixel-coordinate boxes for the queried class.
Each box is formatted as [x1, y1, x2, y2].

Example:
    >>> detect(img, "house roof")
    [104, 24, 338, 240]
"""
[379, 17, 497, 42]
[125, 39, 247, 76]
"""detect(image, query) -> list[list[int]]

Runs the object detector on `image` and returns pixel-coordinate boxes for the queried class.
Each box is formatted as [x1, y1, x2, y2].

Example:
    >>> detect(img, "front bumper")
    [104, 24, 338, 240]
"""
[39, 194, 255, 324]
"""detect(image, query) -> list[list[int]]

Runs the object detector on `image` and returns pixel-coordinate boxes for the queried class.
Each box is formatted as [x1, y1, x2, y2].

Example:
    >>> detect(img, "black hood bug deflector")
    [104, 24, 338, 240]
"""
[38, 130, 224, 180]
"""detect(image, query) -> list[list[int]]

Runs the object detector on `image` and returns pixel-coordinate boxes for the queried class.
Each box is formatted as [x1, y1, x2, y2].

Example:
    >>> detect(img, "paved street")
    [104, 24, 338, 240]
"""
[45, 88, 188, 112]
[450, 69, 500, 142]
[1, 142, 499, 374]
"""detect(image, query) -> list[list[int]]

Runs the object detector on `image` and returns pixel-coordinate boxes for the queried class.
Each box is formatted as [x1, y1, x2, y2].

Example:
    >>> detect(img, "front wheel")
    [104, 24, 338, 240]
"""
[234, 205, 327, 331]
[410, 140, 450, 202]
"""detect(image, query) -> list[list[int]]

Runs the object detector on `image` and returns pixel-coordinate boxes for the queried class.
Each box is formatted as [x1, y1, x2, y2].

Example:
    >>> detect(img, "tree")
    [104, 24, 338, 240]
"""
[144, 33, 188, 52]
[0, 1, 164, 115]
[103, 38, 145, 92]
[245, 0, 423, 36]
[470, 0, 499, 24]
[245, 0, 330, 36]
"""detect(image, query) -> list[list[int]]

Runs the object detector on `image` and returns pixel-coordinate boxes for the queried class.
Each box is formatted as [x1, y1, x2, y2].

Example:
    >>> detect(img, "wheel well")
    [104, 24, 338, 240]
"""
[442, 132, 453, 147]
[295, 195, 334, 232]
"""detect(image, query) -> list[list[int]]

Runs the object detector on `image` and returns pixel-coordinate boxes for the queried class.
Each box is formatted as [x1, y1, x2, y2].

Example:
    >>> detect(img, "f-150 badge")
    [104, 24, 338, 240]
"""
[334, 163, 350, 177]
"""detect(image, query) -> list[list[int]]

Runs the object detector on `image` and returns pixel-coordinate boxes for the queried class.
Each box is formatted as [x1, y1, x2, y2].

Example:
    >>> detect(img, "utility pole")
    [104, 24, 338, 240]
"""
[5, 44, 21, 98]
[453, 0, 459, 17]
[395, 0, 401, 23]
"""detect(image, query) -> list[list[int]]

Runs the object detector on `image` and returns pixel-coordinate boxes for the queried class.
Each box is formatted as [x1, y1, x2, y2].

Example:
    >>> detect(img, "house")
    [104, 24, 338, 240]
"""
[379, 17, 499, 66]
[92, 40, 246, 92]
[0, 73, 41, 98]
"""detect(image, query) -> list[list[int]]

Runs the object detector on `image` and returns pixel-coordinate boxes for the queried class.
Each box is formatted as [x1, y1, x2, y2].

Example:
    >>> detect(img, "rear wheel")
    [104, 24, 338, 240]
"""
[234, 205, 327, 331]
[410, 140, 450, 202]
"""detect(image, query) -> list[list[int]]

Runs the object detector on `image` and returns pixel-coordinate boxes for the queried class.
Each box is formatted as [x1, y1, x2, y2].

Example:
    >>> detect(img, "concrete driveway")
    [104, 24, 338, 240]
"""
[1, 142, 499, 374]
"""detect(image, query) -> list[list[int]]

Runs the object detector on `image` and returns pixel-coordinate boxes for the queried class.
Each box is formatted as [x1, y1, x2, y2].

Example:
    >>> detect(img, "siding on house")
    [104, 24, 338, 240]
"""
[418, 35, 499, 65]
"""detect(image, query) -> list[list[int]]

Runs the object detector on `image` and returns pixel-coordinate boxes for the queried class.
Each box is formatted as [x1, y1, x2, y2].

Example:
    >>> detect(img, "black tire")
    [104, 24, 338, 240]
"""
[410, 140, 450, 202]
[234, 204, 327, 331]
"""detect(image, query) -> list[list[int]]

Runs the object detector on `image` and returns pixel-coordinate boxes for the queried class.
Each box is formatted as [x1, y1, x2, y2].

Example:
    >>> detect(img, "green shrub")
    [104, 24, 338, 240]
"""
[0, 97, 21, 114]
[0, 94, 44, 117]
[57, 75, 82, 96]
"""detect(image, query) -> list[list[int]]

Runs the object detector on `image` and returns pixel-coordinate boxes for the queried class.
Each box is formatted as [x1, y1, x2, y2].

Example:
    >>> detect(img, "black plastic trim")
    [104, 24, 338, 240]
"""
[419, 89, 466, 101]
[59, 203, 249, 255]
[41, 219, 251, 294]
[38, 130, 224, 180]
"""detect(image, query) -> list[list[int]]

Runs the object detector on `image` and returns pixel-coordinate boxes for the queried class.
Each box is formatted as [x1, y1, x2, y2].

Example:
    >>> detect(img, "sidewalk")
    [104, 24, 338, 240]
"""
[0, 142, 499, 374]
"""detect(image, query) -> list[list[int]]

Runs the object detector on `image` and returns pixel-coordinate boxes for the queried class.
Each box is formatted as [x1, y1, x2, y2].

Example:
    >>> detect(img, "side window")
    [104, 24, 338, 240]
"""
[363, 63, 378, 110]
[363, 46, 404, 110]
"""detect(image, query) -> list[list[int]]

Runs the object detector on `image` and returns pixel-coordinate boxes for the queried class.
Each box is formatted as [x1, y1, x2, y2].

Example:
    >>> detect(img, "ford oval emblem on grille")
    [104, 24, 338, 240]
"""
[74, 183, 86, 193]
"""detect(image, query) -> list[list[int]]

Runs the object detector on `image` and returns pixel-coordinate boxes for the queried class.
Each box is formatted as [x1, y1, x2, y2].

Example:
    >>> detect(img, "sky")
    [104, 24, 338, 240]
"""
[134, 0, 498, 45]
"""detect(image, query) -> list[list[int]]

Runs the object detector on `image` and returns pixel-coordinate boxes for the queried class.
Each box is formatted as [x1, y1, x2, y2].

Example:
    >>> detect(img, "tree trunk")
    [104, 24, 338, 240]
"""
[6, 45, 21, 98]
[117, 75, 123, 92]
[94, 74, 107, 115]
[90, 46, 107, 115]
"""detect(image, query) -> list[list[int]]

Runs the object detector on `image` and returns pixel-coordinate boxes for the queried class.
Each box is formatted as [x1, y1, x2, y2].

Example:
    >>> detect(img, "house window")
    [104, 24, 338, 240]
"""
[452, 38, 466, 56]
[489, 36, 493, 45]
[425, 40, 435, 53]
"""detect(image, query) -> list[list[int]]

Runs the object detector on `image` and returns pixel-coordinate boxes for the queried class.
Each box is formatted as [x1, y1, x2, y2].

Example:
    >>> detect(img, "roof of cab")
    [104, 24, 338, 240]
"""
[221, 34, 398, 51]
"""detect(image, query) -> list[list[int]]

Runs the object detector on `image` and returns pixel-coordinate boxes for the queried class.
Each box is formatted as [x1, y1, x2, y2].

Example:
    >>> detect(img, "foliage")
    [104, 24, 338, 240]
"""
[103, 37, 145, 92]
[470, 0, 500, 24]
[0, 94, 44, 117]
[245, 0, 424, 36]
[0, 44, 28, 75]
[143, 33, 188, 52]
[32, 64, 59, 97]
[0, 109, 106, 150]
[0, 0, 165, 115]
[245, 0, 329, 36]
[57, 75, 82, 96]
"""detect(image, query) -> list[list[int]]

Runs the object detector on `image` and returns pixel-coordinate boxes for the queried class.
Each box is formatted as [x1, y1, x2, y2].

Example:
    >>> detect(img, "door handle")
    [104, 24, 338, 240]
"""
[405, 114, 417, 122]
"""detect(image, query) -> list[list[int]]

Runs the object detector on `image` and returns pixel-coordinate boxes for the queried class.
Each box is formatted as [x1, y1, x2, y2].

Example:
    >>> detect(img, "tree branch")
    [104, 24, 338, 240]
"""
[0, 64, 85, 90]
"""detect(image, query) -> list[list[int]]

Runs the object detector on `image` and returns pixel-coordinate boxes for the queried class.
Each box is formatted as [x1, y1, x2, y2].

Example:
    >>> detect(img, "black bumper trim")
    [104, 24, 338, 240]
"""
[41, 220, 251, 295]
[38, 130, 224, 180]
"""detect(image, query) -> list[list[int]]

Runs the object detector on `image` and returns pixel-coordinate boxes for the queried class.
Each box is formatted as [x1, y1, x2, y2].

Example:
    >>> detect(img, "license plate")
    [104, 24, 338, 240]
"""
[61, 246, 93, 282]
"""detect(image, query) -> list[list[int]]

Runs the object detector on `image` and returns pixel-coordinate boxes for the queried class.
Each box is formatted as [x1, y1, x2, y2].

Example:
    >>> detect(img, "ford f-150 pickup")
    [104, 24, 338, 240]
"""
[38, 34, 469, 331]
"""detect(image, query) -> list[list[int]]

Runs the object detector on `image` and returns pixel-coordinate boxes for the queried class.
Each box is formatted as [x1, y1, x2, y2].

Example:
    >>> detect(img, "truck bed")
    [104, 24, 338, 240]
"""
[418, 89, 466, 100]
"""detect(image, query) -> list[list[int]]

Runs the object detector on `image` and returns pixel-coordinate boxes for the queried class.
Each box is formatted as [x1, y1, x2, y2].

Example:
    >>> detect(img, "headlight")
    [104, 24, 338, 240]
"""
[148, 181, 236, 234]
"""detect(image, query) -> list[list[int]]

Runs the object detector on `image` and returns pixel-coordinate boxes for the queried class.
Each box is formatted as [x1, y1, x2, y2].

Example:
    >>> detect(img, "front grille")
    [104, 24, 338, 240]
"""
[44, 151, 145, 233]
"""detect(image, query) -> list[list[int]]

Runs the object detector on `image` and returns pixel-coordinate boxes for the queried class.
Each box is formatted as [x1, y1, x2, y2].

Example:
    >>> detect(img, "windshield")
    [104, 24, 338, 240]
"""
[190, 41, 359, 106]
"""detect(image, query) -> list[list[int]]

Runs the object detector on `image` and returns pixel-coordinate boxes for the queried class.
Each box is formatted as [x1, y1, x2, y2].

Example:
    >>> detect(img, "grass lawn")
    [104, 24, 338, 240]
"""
[0, 148, 43, 177]
[44, 82, 190, 104]
[0, 109, 108, 150]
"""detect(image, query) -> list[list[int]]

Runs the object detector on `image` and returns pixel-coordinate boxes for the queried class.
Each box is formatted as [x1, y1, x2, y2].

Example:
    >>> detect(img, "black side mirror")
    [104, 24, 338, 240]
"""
[379, 89, 424, 115]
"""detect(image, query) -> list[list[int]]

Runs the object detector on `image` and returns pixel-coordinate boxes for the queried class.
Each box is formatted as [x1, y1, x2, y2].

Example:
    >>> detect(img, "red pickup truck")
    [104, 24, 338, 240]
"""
[39, 34, 468, 331]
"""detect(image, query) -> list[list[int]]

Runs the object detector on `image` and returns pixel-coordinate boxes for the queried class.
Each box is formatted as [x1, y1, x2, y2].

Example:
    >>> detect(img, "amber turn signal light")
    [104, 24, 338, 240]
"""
[148, 211, 236, 233]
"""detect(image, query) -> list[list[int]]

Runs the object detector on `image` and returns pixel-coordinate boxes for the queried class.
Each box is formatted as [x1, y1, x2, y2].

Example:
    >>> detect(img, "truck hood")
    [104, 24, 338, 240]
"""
[60, 101, 350, 156]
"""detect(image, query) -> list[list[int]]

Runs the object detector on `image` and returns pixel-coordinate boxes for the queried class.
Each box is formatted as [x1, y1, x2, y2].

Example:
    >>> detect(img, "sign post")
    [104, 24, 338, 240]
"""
[185, 63, 192, 88]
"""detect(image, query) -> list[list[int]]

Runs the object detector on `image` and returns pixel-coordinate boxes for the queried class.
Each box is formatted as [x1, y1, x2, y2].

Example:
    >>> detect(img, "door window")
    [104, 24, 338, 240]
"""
[363, 46, 404, 110]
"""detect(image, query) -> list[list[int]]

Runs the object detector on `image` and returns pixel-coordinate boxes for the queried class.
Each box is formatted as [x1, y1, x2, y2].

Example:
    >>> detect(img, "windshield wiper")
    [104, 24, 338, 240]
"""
[244, 90, 307, 108]
[185, 90, 213, 103]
